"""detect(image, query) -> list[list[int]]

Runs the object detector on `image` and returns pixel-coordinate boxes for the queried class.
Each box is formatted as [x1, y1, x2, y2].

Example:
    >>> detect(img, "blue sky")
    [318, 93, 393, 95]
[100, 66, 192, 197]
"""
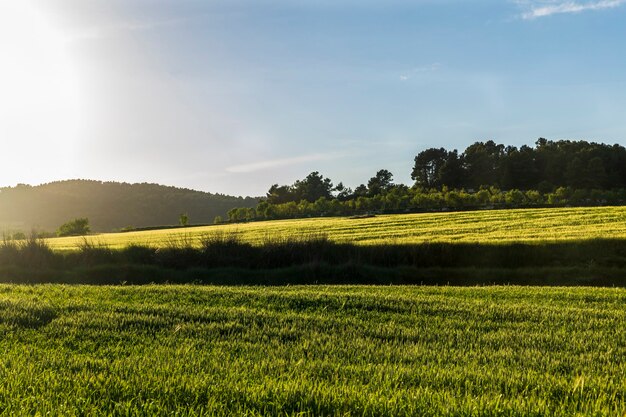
[1, 0, 626, 196]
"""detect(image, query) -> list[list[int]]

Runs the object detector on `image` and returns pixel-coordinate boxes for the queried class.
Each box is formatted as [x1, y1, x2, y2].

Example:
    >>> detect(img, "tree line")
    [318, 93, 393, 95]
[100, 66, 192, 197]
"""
[227, 139, 626, 221]
[412, 138, 626, 190]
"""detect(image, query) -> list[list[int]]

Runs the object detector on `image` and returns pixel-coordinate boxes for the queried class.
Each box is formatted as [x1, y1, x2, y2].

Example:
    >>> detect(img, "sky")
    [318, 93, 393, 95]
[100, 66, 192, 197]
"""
[1, 0, 626, 197]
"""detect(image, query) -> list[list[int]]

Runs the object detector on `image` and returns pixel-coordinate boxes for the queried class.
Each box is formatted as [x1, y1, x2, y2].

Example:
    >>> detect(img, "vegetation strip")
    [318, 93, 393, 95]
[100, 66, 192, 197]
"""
[1, 206, 623, 285]
[4, 233, 626, 285]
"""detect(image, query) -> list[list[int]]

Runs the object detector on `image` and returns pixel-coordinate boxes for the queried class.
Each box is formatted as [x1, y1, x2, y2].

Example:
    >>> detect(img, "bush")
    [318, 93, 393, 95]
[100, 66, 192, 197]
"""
[57, 218, 90, 237]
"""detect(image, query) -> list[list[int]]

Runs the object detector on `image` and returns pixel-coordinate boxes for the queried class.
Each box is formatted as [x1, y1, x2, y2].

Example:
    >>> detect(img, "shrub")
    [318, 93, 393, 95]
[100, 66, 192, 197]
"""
[57, 218, 90, 237]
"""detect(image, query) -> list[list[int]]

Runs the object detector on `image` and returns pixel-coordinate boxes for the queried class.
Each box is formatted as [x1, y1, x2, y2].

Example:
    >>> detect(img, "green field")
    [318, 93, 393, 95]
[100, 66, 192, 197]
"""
[46, 206, 626, 251]
[1, 284, 625, 416]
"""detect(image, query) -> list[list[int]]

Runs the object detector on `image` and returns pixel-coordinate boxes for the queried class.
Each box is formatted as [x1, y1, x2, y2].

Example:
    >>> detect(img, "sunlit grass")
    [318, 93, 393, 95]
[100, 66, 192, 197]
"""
[0, 284, 625, 415]
[46, 206, 626, 251]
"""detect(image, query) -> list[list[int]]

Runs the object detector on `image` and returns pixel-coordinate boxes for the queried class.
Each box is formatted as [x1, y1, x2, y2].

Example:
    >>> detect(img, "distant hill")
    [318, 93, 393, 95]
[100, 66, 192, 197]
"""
[0, 180, 259, 233]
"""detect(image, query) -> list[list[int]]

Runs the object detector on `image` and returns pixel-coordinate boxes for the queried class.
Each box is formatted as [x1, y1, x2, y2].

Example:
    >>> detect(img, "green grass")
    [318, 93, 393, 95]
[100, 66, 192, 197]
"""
[46, 206, 626, 251]
[1, 284, 626, 416]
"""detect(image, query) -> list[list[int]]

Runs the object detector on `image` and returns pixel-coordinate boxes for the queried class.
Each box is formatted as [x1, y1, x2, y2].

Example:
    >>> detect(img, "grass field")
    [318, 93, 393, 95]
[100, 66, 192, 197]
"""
[46, 206, 626, 251]
[1, 284, 624, 416]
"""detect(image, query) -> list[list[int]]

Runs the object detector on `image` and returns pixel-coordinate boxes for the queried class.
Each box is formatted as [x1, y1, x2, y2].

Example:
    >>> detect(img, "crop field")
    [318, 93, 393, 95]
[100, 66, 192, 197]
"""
[0, 284, 624, 416]
[47, 206, 626, 251]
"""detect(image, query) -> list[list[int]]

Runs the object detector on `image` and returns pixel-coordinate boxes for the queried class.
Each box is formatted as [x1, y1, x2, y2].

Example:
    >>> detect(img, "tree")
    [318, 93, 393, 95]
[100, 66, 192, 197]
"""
[179, 213, 189, 227]
[353, 184, 368, 197]
[367, 169, 394, 196]
[412, 148, 448, 188]
[564, 157, 585, 189]
[292, 172, 334, 202]
[333, 182, 353, 201]
[255, 201, 271, 218]
[500, 145, 538, 190]
[439, 150, 465, 189]
[462, 140, 505, 188]
[57, 218, 90, 237]
[587, 157, 607, 189]
[227, 208, 239, 222]
[266, 184, 294, 204]
[265, 172, 334, 204]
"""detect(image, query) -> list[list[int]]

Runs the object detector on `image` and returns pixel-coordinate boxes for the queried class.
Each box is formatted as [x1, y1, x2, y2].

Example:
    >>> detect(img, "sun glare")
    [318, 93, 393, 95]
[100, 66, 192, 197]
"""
[0, 2, 81, 166]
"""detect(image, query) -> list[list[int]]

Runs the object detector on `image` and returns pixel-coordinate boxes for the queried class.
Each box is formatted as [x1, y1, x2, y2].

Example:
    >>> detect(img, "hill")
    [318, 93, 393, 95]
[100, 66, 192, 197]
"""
[0, 180, 258, 233]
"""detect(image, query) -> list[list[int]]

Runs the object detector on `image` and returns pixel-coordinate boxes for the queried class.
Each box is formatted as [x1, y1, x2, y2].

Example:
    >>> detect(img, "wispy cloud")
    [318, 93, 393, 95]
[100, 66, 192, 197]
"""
[226, 152, 345, 174]
[121, 17, 191, 32]
[61, 17, 191, 43]
[399, 63, 441, 81]
[518, 0, 626, 19]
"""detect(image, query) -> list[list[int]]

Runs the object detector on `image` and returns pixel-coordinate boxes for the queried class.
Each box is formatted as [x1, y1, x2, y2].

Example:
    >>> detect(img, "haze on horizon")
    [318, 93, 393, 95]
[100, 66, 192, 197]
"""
[1, 0, 626, 197]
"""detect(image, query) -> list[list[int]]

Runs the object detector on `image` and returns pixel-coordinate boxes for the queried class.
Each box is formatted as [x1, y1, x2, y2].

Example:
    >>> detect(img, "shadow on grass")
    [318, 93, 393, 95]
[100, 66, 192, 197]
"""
[2, 232, 626, 285]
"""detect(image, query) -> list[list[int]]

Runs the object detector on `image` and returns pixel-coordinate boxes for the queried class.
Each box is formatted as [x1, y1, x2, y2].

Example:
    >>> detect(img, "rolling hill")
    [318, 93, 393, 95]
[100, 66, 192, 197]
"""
[0, 180, 258, 233]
